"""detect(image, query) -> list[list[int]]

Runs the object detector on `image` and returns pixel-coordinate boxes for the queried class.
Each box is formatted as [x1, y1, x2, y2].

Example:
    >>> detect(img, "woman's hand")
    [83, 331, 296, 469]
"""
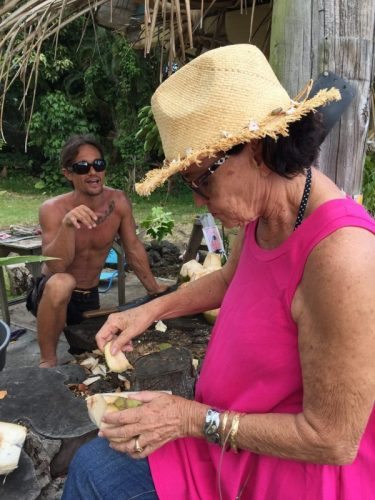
[98, 391, 192, 459]
[95, 305, 155, 354]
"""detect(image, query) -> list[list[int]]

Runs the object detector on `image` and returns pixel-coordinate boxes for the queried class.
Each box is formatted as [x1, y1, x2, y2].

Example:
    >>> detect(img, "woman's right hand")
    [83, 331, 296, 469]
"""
[96, 304, 155, 354]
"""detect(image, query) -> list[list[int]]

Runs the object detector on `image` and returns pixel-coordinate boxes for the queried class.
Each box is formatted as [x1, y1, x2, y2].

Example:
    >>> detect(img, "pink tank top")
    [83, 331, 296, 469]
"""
[149, 198, 375, 499]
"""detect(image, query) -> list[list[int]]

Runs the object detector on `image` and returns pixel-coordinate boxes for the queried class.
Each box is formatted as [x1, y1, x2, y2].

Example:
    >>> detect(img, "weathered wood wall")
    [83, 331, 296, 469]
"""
[269, 0, 375, 196]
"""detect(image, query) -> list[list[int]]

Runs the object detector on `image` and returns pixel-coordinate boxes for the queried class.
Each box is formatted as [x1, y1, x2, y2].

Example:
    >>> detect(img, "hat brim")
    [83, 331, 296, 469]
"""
[135, 87, 341, 196]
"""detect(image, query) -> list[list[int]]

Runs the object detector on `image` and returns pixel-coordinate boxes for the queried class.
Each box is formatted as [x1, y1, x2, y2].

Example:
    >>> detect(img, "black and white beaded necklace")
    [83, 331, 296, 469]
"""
[294, 167, 312, 230]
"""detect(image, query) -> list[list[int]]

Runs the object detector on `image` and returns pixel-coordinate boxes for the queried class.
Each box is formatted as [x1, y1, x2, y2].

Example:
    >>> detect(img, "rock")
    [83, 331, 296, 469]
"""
[5, 263, 33, 296]
[160, 240, 180, 256]
[24, 430, 61, 490]
[132, 347, 196, 400]
[148, 249, 162, 264]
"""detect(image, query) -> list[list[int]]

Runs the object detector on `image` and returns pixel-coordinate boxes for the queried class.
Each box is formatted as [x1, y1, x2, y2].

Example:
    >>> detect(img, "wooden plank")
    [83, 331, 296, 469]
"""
[270, 0, 375, 196]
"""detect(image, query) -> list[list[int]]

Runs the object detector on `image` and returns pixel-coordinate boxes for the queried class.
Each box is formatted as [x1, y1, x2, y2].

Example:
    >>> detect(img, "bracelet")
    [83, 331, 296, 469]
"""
[203, 408, 221, 444]
[229, 413, 241, 453]
[220, 411, 230, 447]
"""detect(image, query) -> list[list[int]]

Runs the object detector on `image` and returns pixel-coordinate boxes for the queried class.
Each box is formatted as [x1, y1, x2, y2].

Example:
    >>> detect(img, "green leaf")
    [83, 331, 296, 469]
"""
[0, 255, 60, 266]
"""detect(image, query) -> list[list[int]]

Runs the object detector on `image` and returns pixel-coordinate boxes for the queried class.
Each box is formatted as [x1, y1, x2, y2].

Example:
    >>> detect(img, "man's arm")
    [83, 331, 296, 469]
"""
[40, 200, 98, 274]
[118, 195, 166, 294]
[96, 228, 245, 352]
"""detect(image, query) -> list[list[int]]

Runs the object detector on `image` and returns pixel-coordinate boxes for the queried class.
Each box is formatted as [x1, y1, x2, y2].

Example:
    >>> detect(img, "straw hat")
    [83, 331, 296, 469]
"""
[135, 44, 341, 196]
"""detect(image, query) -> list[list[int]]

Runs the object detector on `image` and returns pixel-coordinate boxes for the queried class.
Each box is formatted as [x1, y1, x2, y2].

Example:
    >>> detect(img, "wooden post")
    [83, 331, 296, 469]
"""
[270, 0, 375, 196]
[183, 216, 205, 263]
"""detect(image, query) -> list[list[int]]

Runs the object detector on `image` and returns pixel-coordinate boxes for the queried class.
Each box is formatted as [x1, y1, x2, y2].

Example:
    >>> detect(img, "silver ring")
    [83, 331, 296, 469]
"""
[134, 436, 144, 453]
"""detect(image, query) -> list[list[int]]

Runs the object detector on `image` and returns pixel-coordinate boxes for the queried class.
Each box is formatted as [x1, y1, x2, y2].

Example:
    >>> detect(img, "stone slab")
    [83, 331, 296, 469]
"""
[0, 367, 95, 439]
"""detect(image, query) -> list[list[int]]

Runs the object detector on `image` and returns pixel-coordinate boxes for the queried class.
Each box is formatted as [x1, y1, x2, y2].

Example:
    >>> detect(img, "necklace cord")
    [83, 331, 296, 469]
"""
[294, 167, 312, 230]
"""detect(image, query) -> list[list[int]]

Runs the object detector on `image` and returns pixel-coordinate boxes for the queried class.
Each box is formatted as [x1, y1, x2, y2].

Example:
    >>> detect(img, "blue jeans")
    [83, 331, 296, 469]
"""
[62, 437, 158, 500]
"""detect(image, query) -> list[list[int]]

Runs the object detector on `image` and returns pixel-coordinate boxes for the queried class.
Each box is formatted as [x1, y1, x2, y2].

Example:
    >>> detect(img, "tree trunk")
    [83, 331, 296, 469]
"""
[269, 0, 375, 196]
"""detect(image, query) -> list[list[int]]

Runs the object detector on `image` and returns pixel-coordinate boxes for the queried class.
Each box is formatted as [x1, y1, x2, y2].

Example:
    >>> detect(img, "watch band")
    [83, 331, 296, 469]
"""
[203, 408, 221, 444]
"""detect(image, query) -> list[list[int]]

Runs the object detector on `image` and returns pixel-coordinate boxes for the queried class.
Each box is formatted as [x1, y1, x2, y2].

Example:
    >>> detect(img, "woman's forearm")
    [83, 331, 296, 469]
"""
[182, 402, 359, 465]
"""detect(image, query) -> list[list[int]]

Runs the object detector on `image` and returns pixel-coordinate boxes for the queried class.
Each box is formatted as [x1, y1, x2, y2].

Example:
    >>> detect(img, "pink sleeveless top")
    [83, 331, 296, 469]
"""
[149, 198, 375, 499]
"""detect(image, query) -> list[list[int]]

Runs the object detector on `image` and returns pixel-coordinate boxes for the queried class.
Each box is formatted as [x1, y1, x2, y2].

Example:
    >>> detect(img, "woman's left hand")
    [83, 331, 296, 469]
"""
[98, 391, 191, 458]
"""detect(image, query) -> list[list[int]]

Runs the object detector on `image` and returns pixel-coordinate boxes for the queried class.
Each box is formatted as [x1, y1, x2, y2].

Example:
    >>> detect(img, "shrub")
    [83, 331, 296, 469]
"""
[140, 206, 174, 242]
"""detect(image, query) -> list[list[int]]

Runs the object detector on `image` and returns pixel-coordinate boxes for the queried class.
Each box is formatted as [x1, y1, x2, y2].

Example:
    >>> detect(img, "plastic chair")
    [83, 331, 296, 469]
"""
[99, 249, 120, 293]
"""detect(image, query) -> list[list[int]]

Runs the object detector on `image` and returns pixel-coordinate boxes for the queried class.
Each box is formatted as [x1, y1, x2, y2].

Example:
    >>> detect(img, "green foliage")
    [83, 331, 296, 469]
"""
[0, 151, 33, 176]
[34, 162, 68, 192]
[29, 91, 95, 191]
[3, 21, 160, 193]
[38, 46, 74, 83]
[140, 206, 174, 242]
[29, 91, 94, 160]
[135, 105, 163, 157]
[0, 255, 58, 266]
[362, 153, 375, 216]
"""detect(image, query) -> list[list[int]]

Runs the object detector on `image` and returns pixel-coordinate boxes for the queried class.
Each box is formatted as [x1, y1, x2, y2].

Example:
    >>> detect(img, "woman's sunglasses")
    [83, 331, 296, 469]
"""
[181, 153, 231, 200]
[181, 144, 245, 200]
[68, 159, 106, 175]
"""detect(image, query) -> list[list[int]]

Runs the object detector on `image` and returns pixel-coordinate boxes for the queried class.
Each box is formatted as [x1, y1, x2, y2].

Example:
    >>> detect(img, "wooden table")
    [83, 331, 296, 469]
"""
[0, 236, 42, 324]
[0, 237, 125, 325]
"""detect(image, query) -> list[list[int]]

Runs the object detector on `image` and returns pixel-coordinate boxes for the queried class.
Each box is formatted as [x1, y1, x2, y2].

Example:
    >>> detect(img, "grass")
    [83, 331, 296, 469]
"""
[0, 176, 204, 230]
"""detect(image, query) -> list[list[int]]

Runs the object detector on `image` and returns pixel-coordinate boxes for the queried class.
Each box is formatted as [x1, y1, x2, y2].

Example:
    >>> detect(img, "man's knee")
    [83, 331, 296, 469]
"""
[42, 273, 76, 306]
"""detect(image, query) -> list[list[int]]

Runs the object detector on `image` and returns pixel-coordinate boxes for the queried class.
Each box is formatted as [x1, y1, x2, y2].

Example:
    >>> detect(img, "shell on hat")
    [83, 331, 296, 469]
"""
[151, 44, 291, 164]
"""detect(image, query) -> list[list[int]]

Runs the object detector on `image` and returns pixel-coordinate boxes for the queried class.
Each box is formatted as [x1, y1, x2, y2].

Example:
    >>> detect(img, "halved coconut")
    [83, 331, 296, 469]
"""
[87, 392, 142, 429]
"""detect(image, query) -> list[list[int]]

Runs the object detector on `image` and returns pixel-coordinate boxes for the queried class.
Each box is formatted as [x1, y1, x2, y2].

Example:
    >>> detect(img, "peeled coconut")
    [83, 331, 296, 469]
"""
[180, 260, 204, 279]
[87, 392, 142, 429]
[203, 252, 222, 270]
[180, 254, 223, 325]
[0, 422, 27, 475]
[104, 341, 133, 373]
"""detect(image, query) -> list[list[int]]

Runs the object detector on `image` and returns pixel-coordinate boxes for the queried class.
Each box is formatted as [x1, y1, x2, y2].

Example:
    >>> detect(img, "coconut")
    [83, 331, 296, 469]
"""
[87, 392, 142, 429]
[0, 422, 27, 475]
[104, 341, 133, 373]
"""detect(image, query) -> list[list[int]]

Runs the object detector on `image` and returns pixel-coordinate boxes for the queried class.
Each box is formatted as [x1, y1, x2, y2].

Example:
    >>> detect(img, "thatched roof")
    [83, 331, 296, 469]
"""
[0, 0, 271, 139]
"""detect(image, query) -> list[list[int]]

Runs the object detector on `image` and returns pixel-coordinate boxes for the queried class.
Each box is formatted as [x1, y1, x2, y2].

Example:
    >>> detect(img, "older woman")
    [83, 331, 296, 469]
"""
[63, 45, 375, 499]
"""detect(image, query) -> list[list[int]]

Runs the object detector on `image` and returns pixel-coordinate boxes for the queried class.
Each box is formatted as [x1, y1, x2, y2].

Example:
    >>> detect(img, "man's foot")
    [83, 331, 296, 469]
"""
[39, 359, 57, 368]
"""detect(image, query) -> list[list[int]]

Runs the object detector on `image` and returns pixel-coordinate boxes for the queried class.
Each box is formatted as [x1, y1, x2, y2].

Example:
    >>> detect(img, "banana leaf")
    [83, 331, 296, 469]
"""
[0, 255, 59, 266]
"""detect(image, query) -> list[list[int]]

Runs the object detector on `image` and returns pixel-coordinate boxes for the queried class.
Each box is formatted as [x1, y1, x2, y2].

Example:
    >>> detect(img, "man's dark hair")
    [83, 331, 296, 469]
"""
[60, 134, 104, 168]
[262, 112, 327, 177]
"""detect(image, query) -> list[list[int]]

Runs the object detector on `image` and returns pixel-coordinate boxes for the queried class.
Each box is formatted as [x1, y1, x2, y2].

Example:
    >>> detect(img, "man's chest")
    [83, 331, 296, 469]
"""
[74, 216, 121, 252]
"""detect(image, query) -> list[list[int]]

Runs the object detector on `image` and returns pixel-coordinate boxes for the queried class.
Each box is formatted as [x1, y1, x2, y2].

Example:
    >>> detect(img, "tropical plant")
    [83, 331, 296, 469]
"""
[0, 255, 58, 266]
[135, 105, 163, 158]
[140, 206, 174, 242]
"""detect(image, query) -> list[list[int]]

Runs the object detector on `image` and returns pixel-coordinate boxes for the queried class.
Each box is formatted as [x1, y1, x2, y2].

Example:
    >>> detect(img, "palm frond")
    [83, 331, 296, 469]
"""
[0, 0, 271, 141]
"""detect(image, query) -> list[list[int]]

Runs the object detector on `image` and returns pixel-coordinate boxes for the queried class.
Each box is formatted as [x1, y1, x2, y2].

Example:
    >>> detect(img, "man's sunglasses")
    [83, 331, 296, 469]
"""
[68, 159, 106, 175]
[181, 153, 231, 200]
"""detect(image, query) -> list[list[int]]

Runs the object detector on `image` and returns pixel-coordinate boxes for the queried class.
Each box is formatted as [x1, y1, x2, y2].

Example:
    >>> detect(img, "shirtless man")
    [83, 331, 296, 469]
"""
[28, 134, 167, 368]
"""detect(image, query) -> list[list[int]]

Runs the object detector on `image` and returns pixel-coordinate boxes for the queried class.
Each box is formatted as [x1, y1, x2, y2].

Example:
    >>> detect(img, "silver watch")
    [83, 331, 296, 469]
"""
[203, 408, 221, 444]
